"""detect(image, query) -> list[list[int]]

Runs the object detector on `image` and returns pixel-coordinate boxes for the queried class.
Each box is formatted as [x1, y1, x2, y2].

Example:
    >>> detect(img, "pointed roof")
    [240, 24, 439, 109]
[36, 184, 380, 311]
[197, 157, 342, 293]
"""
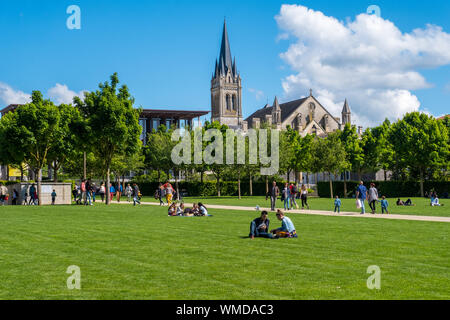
[218, 20, 234, 76]
[273, 96, 280, 110]
[342, 99, 351, 114]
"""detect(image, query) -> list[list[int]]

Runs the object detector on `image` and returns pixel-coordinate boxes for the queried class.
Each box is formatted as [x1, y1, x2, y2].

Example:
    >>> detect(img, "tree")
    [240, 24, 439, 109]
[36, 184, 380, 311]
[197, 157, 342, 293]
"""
[0, 91, 60, 205]
[74, 73, 142, 205]
[338, 123, 364, 197]
[47, 103, 83, 182]
[312, 133, 348, 198]
[389, 112, 449, 197]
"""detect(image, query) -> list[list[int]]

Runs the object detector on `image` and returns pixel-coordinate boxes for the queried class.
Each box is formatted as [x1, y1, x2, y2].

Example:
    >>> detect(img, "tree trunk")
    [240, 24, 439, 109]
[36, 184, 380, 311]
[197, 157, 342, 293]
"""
[384, 169, 387, 181]
[357, 167, 362, 182]
[83, 152, 87, 180]
[217, 175, 221, 197]
[175, 169, 180, 201]
[287, 170, 290, 184]
[106, 166, 111, 205]
[238, 171, 241, 200]
[201, 171, 204, 183]
[306, 172, 310, 187]
[249, 173, 253, 196]
[419, 168, 424, 197]
[329, 172, 333, 199]
[158, 170, 161, 183]
[37, 168, 42, 206]
[343, 171, 348, 198]
[53, 161, 59, 182]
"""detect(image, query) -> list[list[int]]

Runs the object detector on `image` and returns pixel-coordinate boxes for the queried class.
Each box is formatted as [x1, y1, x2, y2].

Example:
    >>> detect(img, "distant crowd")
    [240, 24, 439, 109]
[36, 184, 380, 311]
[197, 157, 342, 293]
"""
[72, 180, 142, 206]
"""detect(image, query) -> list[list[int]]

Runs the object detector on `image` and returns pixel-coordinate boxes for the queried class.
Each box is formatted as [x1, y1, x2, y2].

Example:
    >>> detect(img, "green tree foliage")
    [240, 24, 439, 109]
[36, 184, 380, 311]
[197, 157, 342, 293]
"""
[312, 132, 348, 198]
[389, 112, 449, 196]
[74, 73, 142, 205]
[0, 91, 60, 204]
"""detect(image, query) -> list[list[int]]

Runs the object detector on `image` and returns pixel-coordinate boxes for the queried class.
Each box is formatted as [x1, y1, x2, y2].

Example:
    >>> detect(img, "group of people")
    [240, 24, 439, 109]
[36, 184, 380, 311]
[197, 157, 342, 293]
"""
[72, 180, 141, 206]
[249, 210, 298, 239]
[167, 202, 209, 217]
[267, 181, 310, 212]
[355, 181, 390, 214]
[429, 191, 444, 207]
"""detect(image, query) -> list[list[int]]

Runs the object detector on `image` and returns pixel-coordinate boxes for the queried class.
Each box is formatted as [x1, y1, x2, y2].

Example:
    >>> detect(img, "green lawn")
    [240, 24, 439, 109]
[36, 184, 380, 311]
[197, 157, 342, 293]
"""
[0, 204, 449, 299]
[140, 196, 450, 217]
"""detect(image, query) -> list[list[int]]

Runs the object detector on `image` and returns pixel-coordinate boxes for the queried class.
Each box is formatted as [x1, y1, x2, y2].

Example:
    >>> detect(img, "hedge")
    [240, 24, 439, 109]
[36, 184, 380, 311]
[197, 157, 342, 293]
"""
[132, 181, 290, 197]
[317, 181, 450, 198]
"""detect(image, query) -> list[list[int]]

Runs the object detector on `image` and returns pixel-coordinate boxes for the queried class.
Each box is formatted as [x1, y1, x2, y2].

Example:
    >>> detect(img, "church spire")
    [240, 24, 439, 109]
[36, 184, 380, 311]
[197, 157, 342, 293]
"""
[341, 99, 351, 125]
[218, 20, 233, 76]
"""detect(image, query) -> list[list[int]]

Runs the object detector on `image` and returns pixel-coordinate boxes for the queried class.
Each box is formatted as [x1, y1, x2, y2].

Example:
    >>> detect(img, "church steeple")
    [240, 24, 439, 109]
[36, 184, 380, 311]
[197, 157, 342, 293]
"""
[211, 20, 242, 128]
[218, 20, 234, 77]
[341, 99, 351, 125]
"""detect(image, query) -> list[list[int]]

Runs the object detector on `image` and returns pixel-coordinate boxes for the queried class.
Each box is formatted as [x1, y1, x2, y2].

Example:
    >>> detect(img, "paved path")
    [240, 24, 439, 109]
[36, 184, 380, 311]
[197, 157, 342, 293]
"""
[126, 201, 450, 223]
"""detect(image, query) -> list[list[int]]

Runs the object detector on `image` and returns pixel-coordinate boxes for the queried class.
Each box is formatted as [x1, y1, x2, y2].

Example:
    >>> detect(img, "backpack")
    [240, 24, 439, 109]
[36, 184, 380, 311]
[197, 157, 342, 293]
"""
[292, 185, 298, 193]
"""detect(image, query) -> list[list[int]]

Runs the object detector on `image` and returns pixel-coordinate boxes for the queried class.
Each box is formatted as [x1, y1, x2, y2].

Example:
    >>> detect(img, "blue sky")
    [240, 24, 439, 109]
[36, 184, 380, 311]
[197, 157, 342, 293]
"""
[1, 0, 449, 127]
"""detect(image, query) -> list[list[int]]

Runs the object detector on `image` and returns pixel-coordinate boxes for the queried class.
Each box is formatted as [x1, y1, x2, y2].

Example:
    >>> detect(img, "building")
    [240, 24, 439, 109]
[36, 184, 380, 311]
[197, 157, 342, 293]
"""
[210, 21, 243, 129]
[245, 92, 352, 136]
[138, 109, 209, 144]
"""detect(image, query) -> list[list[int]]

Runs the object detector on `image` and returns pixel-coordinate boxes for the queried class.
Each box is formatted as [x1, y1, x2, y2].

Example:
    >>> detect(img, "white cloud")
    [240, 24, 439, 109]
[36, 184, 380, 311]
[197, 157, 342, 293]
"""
[0, 82, 31, 105]
[47, 83, 86, 105]
[248, 88, 265, 101]
[275, 4, 450, 127]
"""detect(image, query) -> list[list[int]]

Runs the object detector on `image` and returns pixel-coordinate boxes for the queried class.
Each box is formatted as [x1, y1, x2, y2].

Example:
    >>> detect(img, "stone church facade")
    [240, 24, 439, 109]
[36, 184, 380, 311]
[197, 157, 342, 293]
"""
[211, 21, 354, 137]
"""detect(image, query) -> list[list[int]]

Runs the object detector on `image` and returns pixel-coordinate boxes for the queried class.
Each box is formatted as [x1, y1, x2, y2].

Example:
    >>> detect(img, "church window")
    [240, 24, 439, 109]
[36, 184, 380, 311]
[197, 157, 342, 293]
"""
[226, 94, 231, 110]
[232, 95, 236, 110]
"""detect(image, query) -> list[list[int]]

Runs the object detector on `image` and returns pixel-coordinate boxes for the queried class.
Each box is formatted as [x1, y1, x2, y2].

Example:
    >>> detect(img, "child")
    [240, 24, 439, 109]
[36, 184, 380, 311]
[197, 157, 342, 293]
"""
[51, 190, 57, 205]
[334, 195, 341, 213]
[380, 196, 389, 214]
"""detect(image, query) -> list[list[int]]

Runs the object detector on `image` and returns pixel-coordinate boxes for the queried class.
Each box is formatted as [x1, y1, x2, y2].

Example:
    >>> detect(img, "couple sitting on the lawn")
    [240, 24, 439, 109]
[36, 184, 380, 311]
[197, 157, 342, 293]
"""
[249, 210, 297, 239]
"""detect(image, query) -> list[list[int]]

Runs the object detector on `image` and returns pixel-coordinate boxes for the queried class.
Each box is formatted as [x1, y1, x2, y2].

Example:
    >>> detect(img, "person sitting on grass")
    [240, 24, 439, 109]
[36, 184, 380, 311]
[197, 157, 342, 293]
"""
[198, 202, 209, 216]
[431, 196, 444, 207]
[176, 203, 185, 216]
[249, 211, 273, 239]
[334, 196, 341, 213]
[380, 196, 389, 214]
[168, 203, 177, 216]
[270, 210, 298, 238]
[397, 198, 415, 206]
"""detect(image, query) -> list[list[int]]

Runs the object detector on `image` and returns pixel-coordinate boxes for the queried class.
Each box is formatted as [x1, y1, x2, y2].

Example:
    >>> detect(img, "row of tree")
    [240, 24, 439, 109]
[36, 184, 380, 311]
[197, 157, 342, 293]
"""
[0, 72, 448, 203]
[0, 73, 142, 205]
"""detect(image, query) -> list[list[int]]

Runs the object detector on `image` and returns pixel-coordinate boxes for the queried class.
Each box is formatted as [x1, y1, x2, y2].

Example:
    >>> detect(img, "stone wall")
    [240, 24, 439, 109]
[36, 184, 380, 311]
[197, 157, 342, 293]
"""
[5, 182, 72, 205]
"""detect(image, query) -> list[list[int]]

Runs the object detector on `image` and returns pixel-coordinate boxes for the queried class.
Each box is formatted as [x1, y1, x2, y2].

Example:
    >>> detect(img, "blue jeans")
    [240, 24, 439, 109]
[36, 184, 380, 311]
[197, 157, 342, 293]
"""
[284, 197, 290, 210]
[334, 205, 340, 213]
[360, 199, 365, 214]
[86, 192, 92, 205]
[133, 196, 140, 206]
[249, 221, 273, 238]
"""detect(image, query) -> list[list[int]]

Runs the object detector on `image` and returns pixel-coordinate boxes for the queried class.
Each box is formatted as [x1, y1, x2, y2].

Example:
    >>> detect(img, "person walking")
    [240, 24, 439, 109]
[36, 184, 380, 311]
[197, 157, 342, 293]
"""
[99, 183, 106, 203]
[368, 183, 379, 214]
[80, 180, 87, 205]
[132, 183, 141, 206]
[125, 183, 133, 202]
[29, 184, 37, 205]
[282, 183, 291, 210]
[0, 183, 8, 205]
[85, 179, 93, 206]
[163, 181, 174, 206]
[380, 196, 389, 214]
[51, 189, 57, 205]
[109, 183, 115, 202]
[269, 181, 280, 212]
[11, 188, 18, 205]
[290, 183, 299, 209]
[300, 184, 309, 209]
[334, 196, 341, 213]
[116, 182, 122, 202]
[356, 181, 368, 214]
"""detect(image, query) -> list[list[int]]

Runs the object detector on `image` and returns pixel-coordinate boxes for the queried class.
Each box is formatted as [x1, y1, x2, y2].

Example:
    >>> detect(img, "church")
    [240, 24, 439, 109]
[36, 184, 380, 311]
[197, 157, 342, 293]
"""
[211, 21, 355, 136]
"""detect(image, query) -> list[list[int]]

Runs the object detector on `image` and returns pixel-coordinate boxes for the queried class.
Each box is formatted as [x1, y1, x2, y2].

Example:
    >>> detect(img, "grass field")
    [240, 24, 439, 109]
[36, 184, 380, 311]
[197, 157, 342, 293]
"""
[0, 204, 449, 300]
[140, 196, 450, 217]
